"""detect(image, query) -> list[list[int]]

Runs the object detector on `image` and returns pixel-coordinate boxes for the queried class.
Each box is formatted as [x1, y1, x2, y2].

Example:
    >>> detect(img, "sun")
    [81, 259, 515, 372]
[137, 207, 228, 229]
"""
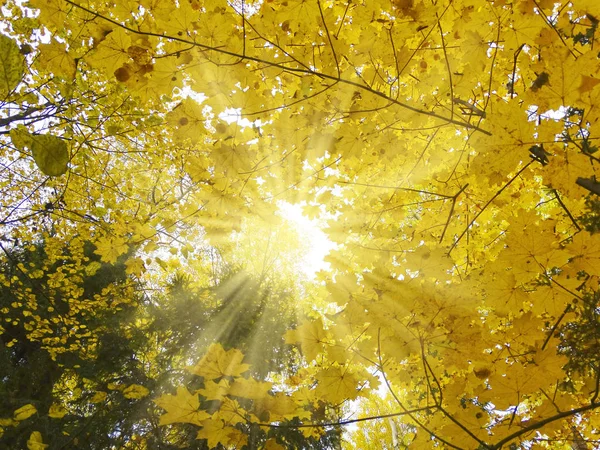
[276, 201, 337, 279]
[224, 201, 335, 283]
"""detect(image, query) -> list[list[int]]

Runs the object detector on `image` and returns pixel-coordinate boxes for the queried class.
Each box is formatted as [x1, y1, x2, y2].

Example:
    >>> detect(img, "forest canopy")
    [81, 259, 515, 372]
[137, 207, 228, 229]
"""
[1, 0, 600, 448]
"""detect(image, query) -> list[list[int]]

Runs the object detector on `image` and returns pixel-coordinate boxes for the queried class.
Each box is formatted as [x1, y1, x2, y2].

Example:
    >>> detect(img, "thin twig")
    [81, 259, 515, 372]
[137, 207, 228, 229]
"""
[317, 0, 339, 77]
[254, 406, 434, 429]
[440, 183, 469, 243]
[553, 189, 581, 231]
[509, 44, 525, 98]
[448, 161, 533, 254]
[377, 329, 465, 450]
[541, 304, 571, 351]
[436, 15, 454, 121]
[591, 365, 600, 404]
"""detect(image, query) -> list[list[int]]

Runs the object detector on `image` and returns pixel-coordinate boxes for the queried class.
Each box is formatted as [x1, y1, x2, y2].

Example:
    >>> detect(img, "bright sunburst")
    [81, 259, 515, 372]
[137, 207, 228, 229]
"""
[276, 201, 336, 279]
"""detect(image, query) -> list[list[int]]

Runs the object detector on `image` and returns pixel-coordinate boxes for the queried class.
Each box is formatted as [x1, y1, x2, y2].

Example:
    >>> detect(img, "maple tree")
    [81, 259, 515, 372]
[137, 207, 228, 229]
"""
[2, 0, 600, 448]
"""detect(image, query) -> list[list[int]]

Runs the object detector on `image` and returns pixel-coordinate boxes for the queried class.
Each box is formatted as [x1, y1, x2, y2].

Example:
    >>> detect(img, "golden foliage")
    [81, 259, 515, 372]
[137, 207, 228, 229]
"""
[2, 0, 600, 448]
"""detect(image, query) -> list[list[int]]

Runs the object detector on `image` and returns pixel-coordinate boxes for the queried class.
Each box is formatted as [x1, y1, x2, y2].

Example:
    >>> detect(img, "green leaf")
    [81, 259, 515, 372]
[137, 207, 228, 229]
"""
[9, 125, 33, 151]
[31, 134, 69, 176]
[0, 34, 25, 98]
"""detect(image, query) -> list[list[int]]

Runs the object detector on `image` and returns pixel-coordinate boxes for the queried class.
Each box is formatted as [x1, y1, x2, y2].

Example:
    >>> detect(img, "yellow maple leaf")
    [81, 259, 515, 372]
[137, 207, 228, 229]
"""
[166, 97, 207, 144]
[27, 431, 48, 450]
[567, 231, 600, 275]
[48, 403, 67, 419]
[90, 391, 108, 403]
[37, 41, 76, 80]
[85, 28, 131, 74]
[187, 343, 250, 380]
[227, 427, 249, 448]
[123, 384, 150, 399]
[314, 365, 361, 404]
[403, 246, 453, 281]
[195, 419, 233, 448]
[154, 387, 210, 426]
[579, 75, 600, 94]
[197, 379, 231, 402]
[229, 377, 272, 400]
[483, 272, 529, 316]
[14, 404, 37, 421]
[154, 0, 199, 36]
[254, 392, 303, 422]
[285, 318, 330, 361]
[125, 257, 146, 276]
[146, 57, 184, 98]
[94, 236, 129, 264]
[213, 397, 247, 426]
[264, 438, 286, 450]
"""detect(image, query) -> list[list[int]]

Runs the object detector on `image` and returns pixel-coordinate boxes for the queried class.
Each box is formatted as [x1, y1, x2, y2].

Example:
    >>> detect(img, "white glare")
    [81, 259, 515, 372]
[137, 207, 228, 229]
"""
[277, 202, 336, 278]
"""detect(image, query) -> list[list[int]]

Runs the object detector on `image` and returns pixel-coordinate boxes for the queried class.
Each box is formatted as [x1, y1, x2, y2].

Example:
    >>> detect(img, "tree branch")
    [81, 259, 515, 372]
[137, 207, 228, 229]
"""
[490, 402, 600, 449]
[62, 0, 492, 136]
[448, 161, 533, 254]
[254, 405, 434, 429]
[576, 177, 600, 196]
[377, 329, 465, 450]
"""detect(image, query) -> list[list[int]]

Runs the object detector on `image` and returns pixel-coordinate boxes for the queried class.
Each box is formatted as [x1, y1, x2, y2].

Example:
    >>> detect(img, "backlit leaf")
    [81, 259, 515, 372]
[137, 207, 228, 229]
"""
[27, 431, 48, 450]
[154, 387, 210, 426]
[14, 404, 37, 421]
[31, 134, 69, 177]
[123, 384, 150, 399]
[0, 34, 24, 97]
[187, 343, 250, 380]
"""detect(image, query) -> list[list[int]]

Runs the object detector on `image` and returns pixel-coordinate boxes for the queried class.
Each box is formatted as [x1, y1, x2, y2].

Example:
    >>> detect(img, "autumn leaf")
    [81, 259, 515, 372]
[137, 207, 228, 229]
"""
[37, 41, 77, 80]
[166, 97, 207, 143]
[228, 377, 272, 400]
[567, 231, 600, 274]
[94, 236, 129, 264]
[31, 134, 69, 177]
[314, 365, 362, 404]
[187, 343, 250, 380]
[0, 34, 24, 97]
[285, 318, 330, 361]
[26, 431, 48, 450]
[195, 418, 249, 448]
[212, 397, 248, 426]
[90, 391, 107, 403]
[48, 403, 67, 419]
[196, 379, 231, 402]
[579, 75, 600, 94]
[122, 384, 150, 399]
[85, 28, 131, 74]
[154, 387, 210, 426]
[125, 257, 146, 276]
[195, 419, 230, 448]
[9, 125, 33, 151]
[253, 392, 305, 422]
[13, 404, 37, 421]
[264, 438, 286, 450]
